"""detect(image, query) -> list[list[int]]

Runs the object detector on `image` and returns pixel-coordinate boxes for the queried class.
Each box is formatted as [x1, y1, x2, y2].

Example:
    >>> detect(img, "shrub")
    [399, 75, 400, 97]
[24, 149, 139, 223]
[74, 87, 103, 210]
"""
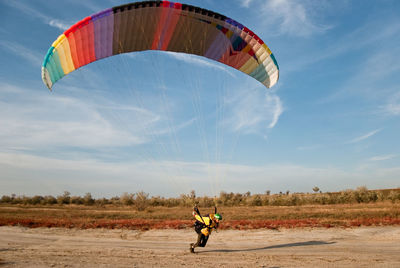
[288, 194, 301, 206]
[57, 191, 71, 205]
[31, 195, 44, 205]
[43, 195, 57, 205]
[388, 191, 400, 203]
[120, 193, 134, 206]
[83, 193, 95, 206]
[95, 198, 110, 206]
[70, 196, 83, 205]
[0, 195, 12, 203]
[249, 195, 262, 206]
[135, 191, 149, 211]
[197, 196, 215, 207]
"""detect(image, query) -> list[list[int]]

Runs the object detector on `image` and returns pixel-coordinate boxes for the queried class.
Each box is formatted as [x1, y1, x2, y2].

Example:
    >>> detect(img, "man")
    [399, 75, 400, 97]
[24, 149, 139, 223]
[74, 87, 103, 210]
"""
[190, 206, 222, 253]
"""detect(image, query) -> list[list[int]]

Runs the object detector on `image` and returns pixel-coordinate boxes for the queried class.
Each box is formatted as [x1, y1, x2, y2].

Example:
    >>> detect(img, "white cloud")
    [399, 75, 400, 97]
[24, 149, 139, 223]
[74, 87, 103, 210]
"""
[385, 103, 400, 116]
[383, 92, 400, 116]
[165, 52, 235, 77]
[0, 83, 163, 150]
[152, 117, 196, 136]
[4, 1, 70, 31]
[1, 150, 400, 197]
[297, 145, 321, 151]
[223, 86, 283, 134]
[287, 17, 400, 75]
[259, 0, 331, 37]
[240, 0, 253, 8]
[48, 20, 70, 31]
[368, 155, 397, 162]
[347, 129, 381, 144]
[267, 94, 283, 128]
[317, 22, 400, 104]
[68, 0, 104, 13]
[0, 40, 42, 66]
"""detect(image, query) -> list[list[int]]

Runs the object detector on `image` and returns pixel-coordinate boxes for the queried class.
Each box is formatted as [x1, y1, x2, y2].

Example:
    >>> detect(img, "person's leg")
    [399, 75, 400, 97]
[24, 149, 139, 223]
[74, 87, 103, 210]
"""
[194, 233, 203, 247]
[199, 234, 209, 247]
[190, 233, 203, 253]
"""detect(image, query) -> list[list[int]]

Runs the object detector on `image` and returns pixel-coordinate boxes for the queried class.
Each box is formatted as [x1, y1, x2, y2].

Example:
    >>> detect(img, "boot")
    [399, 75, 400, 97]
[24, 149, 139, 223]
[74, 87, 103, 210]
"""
[190, 243, 195, 253]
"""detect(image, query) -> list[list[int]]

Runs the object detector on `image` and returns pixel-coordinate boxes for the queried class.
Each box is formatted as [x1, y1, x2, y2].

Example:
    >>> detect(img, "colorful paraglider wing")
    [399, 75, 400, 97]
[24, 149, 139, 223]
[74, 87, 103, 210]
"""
[42, 1, 279, 90]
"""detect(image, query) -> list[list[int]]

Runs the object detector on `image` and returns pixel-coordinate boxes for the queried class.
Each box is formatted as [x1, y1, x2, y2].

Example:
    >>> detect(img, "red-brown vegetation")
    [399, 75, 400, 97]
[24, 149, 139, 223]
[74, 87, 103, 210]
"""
[1, 187, 399, 230]
[1, 204, 399, 230]
[1, 217, 400, 230]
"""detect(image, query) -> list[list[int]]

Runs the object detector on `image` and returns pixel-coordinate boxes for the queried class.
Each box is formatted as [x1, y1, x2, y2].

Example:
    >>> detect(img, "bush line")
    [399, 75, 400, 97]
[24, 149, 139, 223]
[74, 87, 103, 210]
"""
[2, 186, 400, 209]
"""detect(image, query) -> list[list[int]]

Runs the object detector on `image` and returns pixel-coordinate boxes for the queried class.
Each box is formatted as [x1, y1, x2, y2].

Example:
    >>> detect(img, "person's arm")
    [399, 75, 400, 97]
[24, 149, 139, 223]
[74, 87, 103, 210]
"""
[193, 205, 199, 215]
[193, 206, 207, 224]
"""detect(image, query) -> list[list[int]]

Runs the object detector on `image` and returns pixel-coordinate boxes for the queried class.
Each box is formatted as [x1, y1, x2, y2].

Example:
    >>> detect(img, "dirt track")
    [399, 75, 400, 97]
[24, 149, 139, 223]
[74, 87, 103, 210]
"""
[0, 226, 399, 267]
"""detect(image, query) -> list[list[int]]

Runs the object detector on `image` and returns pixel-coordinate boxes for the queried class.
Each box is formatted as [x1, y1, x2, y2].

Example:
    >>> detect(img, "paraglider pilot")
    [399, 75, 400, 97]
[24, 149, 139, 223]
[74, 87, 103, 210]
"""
[190, 206, 222, 253]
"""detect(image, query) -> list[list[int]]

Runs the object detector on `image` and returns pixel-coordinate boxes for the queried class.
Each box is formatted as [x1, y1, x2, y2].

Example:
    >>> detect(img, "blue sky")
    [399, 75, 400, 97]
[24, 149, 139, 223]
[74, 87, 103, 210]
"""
[1, 0, 399, 198]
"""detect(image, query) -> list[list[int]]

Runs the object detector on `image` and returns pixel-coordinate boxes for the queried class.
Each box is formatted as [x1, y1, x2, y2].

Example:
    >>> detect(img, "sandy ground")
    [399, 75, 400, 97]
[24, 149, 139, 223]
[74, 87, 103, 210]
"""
[0, 226, 399, 267]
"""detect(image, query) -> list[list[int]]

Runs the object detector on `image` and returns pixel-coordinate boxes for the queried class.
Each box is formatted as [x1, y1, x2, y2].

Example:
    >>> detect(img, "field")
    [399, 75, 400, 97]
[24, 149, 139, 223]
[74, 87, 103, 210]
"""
[1, 225, 400, 267]
[1, 202, 400, 229]
[1, 202, 400, 267]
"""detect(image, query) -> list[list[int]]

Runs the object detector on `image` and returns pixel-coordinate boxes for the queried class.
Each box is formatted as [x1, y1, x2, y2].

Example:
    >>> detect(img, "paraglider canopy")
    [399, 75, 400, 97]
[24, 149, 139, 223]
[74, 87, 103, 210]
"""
[41, 1, 279, 90]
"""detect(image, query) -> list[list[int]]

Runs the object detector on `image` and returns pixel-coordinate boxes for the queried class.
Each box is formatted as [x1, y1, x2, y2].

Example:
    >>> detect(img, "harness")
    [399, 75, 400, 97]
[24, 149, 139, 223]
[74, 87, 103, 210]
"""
[194, 214, 216, 235]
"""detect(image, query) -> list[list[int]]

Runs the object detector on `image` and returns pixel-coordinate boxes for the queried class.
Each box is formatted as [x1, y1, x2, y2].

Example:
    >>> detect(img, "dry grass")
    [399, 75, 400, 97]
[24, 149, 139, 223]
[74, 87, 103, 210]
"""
[1, 202, 399, 230]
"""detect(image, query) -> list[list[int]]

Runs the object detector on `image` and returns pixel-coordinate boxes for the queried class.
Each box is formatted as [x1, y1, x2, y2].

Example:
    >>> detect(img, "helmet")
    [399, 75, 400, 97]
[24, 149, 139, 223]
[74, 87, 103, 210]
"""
[214, 213, 222, 221]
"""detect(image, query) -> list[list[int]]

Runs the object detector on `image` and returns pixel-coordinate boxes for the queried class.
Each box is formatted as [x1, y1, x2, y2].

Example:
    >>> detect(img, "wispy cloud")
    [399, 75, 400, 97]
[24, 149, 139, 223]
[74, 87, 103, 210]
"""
[0, 83, 161, 151]
[2, 150, 400, 196]
[165, 52, 235, 77]
[240, 0, 253, 8]
[223, 86, 284, 134]
[67, 0, 104, 13]
[297, 145, 322, 151]
[368, 155, 397, 162]
[347, 129, 381, 144]
[255, 0, 331, 37]
[0, 40, 42, 66]
[48, 20, 70, 31]
[267, 94, 283, 128]
[319, 48, 400, 105]
[287, 14, 400, 74]
[152, 117, 196, 136]
[4, 1, 70, 30]
[0, 81, 203, 161]
[382, 92, 400, 116]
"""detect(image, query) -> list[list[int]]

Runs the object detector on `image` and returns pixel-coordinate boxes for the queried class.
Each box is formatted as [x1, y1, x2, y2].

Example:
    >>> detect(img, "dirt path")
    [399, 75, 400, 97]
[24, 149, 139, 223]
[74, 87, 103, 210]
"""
[1, 226, 399, 267]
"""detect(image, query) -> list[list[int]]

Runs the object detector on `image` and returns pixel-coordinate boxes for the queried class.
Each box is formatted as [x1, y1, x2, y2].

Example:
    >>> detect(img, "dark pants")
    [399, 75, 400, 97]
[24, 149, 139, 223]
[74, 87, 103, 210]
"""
[193, 233, 209, 248]
[193, 221, 209, 248]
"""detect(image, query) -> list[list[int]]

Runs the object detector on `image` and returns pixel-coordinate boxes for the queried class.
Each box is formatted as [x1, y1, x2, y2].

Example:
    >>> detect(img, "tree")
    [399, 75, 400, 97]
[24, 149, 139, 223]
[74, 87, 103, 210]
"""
[83, 192, 95, 205]
[312, 187, 320, 193]
[44, 195, 57, 205]
[57, 191, 71, 205]
[249, 195, 262, 206]
[388, 191, 400, 203]
[0, 195, 12, 203]
[31, 195, 44, 205]
[190, 190, 196, 200]
[135, 191, 149, 211]
[120, 193, 134, 206]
